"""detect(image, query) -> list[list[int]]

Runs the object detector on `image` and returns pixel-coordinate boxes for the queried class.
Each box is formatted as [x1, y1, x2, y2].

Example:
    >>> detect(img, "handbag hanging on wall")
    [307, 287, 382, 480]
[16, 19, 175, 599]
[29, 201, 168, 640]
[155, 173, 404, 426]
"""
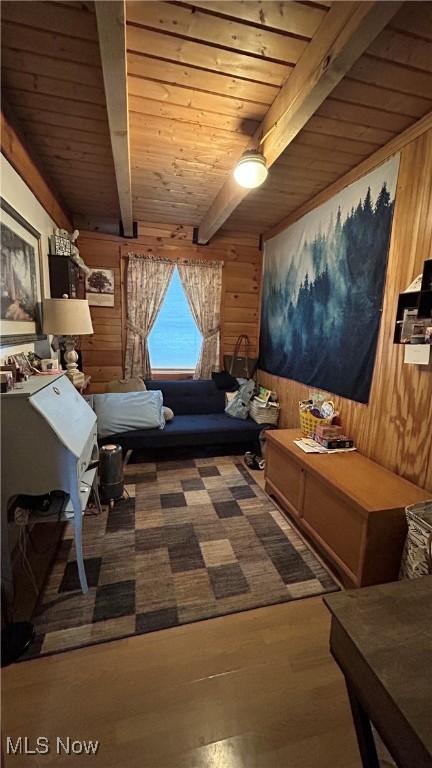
[223, 334, 258, 380]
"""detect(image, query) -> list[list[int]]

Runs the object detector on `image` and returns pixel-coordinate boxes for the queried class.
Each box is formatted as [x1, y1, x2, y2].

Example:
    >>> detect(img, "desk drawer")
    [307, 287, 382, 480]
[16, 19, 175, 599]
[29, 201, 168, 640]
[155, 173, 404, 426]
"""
[303, 473, 364, 577]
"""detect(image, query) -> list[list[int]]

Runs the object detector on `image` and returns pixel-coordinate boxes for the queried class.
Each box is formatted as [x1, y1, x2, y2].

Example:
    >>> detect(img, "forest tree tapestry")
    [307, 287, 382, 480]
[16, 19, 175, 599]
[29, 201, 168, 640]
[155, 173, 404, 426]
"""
[259, 155, 400, 403]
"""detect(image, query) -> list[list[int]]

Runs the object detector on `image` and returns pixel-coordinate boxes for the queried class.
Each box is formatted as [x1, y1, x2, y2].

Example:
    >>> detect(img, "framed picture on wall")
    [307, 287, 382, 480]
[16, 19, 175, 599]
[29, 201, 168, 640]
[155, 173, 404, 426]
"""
[0, 197, 46, 347]
[85, 267, 115, 307]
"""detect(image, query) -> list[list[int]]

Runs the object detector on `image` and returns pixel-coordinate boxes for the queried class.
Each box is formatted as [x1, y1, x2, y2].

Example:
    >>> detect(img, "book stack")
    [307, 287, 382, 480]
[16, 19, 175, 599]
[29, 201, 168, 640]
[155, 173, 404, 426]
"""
[313, 423, 355, 450]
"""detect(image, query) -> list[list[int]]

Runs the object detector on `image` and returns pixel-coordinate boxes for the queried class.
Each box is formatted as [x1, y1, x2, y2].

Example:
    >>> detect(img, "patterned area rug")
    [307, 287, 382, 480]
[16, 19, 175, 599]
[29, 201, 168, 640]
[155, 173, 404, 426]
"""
[25, 456, 338, 659]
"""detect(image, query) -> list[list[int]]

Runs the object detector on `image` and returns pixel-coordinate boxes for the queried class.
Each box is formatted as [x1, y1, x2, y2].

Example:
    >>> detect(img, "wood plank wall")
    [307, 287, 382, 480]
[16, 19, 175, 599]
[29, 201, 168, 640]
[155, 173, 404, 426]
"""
[78, 223, 261, 392]
[259, 128, 432, 492]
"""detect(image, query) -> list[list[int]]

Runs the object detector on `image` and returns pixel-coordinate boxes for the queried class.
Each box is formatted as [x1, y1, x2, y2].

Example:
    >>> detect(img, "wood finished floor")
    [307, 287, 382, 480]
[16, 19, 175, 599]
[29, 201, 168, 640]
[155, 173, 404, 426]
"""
[2, 597, 360, 767]
[2, 470, 359, 767]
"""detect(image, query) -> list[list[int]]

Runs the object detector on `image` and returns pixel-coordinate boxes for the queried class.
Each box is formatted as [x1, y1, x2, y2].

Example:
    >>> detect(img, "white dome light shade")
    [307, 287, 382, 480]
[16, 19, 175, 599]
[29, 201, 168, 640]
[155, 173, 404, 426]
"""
[233, 150, 268, 189]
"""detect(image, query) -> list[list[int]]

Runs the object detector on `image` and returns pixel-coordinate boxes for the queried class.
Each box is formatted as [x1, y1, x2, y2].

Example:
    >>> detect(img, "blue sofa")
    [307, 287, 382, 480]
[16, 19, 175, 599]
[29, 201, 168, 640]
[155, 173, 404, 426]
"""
[99, 379, 268, 454]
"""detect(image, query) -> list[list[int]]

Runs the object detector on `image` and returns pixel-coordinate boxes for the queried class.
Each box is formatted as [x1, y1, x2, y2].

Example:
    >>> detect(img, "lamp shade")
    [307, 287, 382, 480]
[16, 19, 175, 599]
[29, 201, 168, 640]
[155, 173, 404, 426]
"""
[42, 297, 93, 336]
[233, 150, 268, 189]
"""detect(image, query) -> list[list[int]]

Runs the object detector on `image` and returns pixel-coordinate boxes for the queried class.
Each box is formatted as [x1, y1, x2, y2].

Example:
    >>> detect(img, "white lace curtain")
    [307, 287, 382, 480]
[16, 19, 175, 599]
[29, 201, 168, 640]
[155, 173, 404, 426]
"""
[178, 260, 223, 379]
[125, 255, 174, 379]
[125, 254, 223, 380]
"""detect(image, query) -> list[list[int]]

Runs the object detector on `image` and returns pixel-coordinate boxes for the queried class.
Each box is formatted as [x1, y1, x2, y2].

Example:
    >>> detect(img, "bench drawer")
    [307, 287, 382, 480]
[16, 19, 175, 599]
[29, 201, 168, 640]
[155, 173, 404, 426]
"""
[302, 472, 364, 577]
[266, 442, 303, 516]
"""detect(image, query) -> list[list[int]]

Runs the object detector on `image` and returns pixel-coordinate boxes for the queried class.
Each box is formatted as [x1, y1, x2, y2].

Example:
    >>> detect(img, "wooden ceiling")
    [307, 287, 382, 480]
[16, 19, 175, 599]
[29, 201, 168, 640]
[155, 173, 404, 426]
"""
[1, 0, 120, 222]
[227, 1, 432, 234]
[126, 0, 329, 225]
[1, 1, 432, 238]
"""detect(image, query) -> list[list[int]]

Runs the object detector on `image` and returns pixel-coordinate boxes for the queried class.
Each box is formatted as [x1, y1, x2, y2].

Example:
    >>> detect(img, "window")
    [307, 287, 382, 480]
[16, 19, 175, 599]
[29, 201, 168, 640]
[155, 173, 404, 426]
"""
[148, 266, 202, 370]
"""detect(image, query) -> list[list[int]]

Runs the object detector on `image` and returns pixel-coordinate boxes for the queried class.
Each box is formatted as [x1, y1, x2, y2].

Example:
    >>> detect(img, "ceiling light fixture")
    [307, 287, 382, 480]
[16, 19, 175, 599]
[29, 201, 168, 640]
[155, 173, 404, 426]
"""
[233, 149, 268, 189]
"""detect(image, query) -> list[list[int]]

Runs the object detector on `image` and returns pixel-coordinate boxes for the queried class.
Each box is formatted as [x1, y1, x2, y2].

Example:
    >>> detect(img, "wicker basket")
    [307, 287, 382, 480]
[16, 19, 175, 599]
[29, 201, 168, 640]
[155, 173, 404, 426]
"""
[250, 397, 280, 426]
[299, 404, 332, 438]
[399, 500, 432, 580]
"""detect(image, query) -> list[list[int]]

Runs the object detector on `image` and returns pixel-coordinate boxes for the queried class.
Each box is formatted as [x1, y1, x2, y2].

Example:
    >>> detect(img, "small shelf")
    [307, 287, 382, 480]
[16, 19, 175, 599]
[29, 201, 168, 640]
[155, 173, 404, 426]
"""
[27, 467, 97, 523]
[394, 258, 432, 344]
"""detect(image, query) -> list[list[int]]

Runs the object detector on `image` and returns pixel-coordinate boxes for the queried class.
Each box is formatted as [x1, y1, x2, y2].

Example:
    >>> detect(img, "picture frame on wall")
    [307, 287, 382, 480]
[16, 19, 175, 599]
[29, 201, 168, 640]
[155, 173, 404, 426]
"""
[0, 197, 46, 347]
[85, 267, 115, 307]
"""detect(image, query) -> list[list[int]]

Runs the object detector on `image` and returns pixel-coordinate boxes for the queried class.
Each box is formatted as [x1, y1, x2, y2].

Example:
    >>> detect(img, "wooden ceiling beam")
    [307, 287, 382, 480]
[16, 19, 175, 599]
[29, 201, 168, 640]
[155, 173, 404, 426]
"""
[197, 0, 403, 245]
[95, 0, 133, 237]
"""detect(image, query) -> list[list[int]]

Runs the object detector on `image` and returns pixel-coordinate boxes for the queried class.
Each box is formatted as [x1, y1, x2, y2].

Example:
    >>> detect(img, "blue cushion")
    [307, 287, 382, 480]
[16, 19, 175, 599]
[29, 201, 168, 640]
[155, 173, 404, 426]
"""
[94, 390, 165, 439]
[166, 413, 260, 436]
[145, 380, 225, 415]
[99, 414, 264, 450]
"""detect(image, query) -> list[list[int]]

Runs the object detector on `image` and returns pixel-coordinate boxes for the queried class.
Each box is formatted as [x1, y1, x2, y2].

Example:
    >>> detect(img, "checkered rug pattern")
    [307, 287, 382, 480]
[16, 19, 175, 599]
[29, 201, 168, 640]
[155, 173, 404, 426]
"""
[26, 456, 338, 658]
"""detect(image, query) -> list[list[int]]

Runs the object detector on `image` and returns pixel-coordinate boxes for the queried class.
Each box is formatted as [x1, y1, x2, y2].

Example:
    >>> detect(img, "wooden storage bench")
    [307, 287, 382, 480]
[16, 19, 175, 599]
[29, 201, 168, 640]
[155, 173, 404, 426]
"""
[265, 429, 429, 587]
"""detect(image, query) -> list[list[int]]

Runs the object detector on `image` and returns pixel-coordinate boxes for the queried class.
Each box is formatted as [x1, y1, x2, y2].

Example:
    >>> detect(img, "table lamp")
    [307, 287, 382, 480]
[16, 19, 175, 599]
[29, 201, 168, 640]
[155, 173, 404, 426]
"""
[42, 295, 93, 387]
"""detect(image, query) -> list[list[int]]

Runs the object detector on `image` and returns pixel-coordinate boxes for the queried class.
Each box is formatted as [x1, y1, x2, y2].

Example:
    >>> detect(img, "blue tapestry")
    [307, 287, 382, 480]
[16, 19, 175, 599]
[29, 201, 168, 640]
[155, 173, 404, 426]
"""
[259, 155, 400, 404]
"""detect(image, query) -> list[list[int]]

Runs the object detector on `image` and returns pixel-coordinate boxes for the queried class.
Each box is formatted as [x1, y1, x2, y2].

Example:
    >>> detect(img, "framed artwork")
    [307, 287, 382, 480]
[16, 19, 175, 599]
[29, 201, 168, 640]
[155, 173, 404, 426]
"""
[0, 197, 46, 347]
[86, 267, 115, 307]
[259, 155, 400, 404]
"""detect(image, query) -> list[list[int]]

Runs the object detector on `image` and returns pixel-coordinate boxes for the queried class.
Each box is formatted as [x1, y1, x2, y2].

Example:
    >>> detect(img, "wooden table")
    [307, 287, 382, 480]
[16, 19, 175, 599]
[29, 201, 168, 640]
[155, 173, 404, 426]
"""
[324, 577, 432, 768]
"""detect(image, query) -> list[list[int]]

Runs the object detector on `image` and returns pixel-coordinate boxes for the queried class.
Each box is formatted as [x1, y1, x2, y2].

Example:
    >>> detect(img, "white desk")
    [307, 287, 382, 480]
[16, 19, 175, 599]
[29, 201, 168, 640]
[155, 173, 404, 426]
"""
[1, 373, 98, 597]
